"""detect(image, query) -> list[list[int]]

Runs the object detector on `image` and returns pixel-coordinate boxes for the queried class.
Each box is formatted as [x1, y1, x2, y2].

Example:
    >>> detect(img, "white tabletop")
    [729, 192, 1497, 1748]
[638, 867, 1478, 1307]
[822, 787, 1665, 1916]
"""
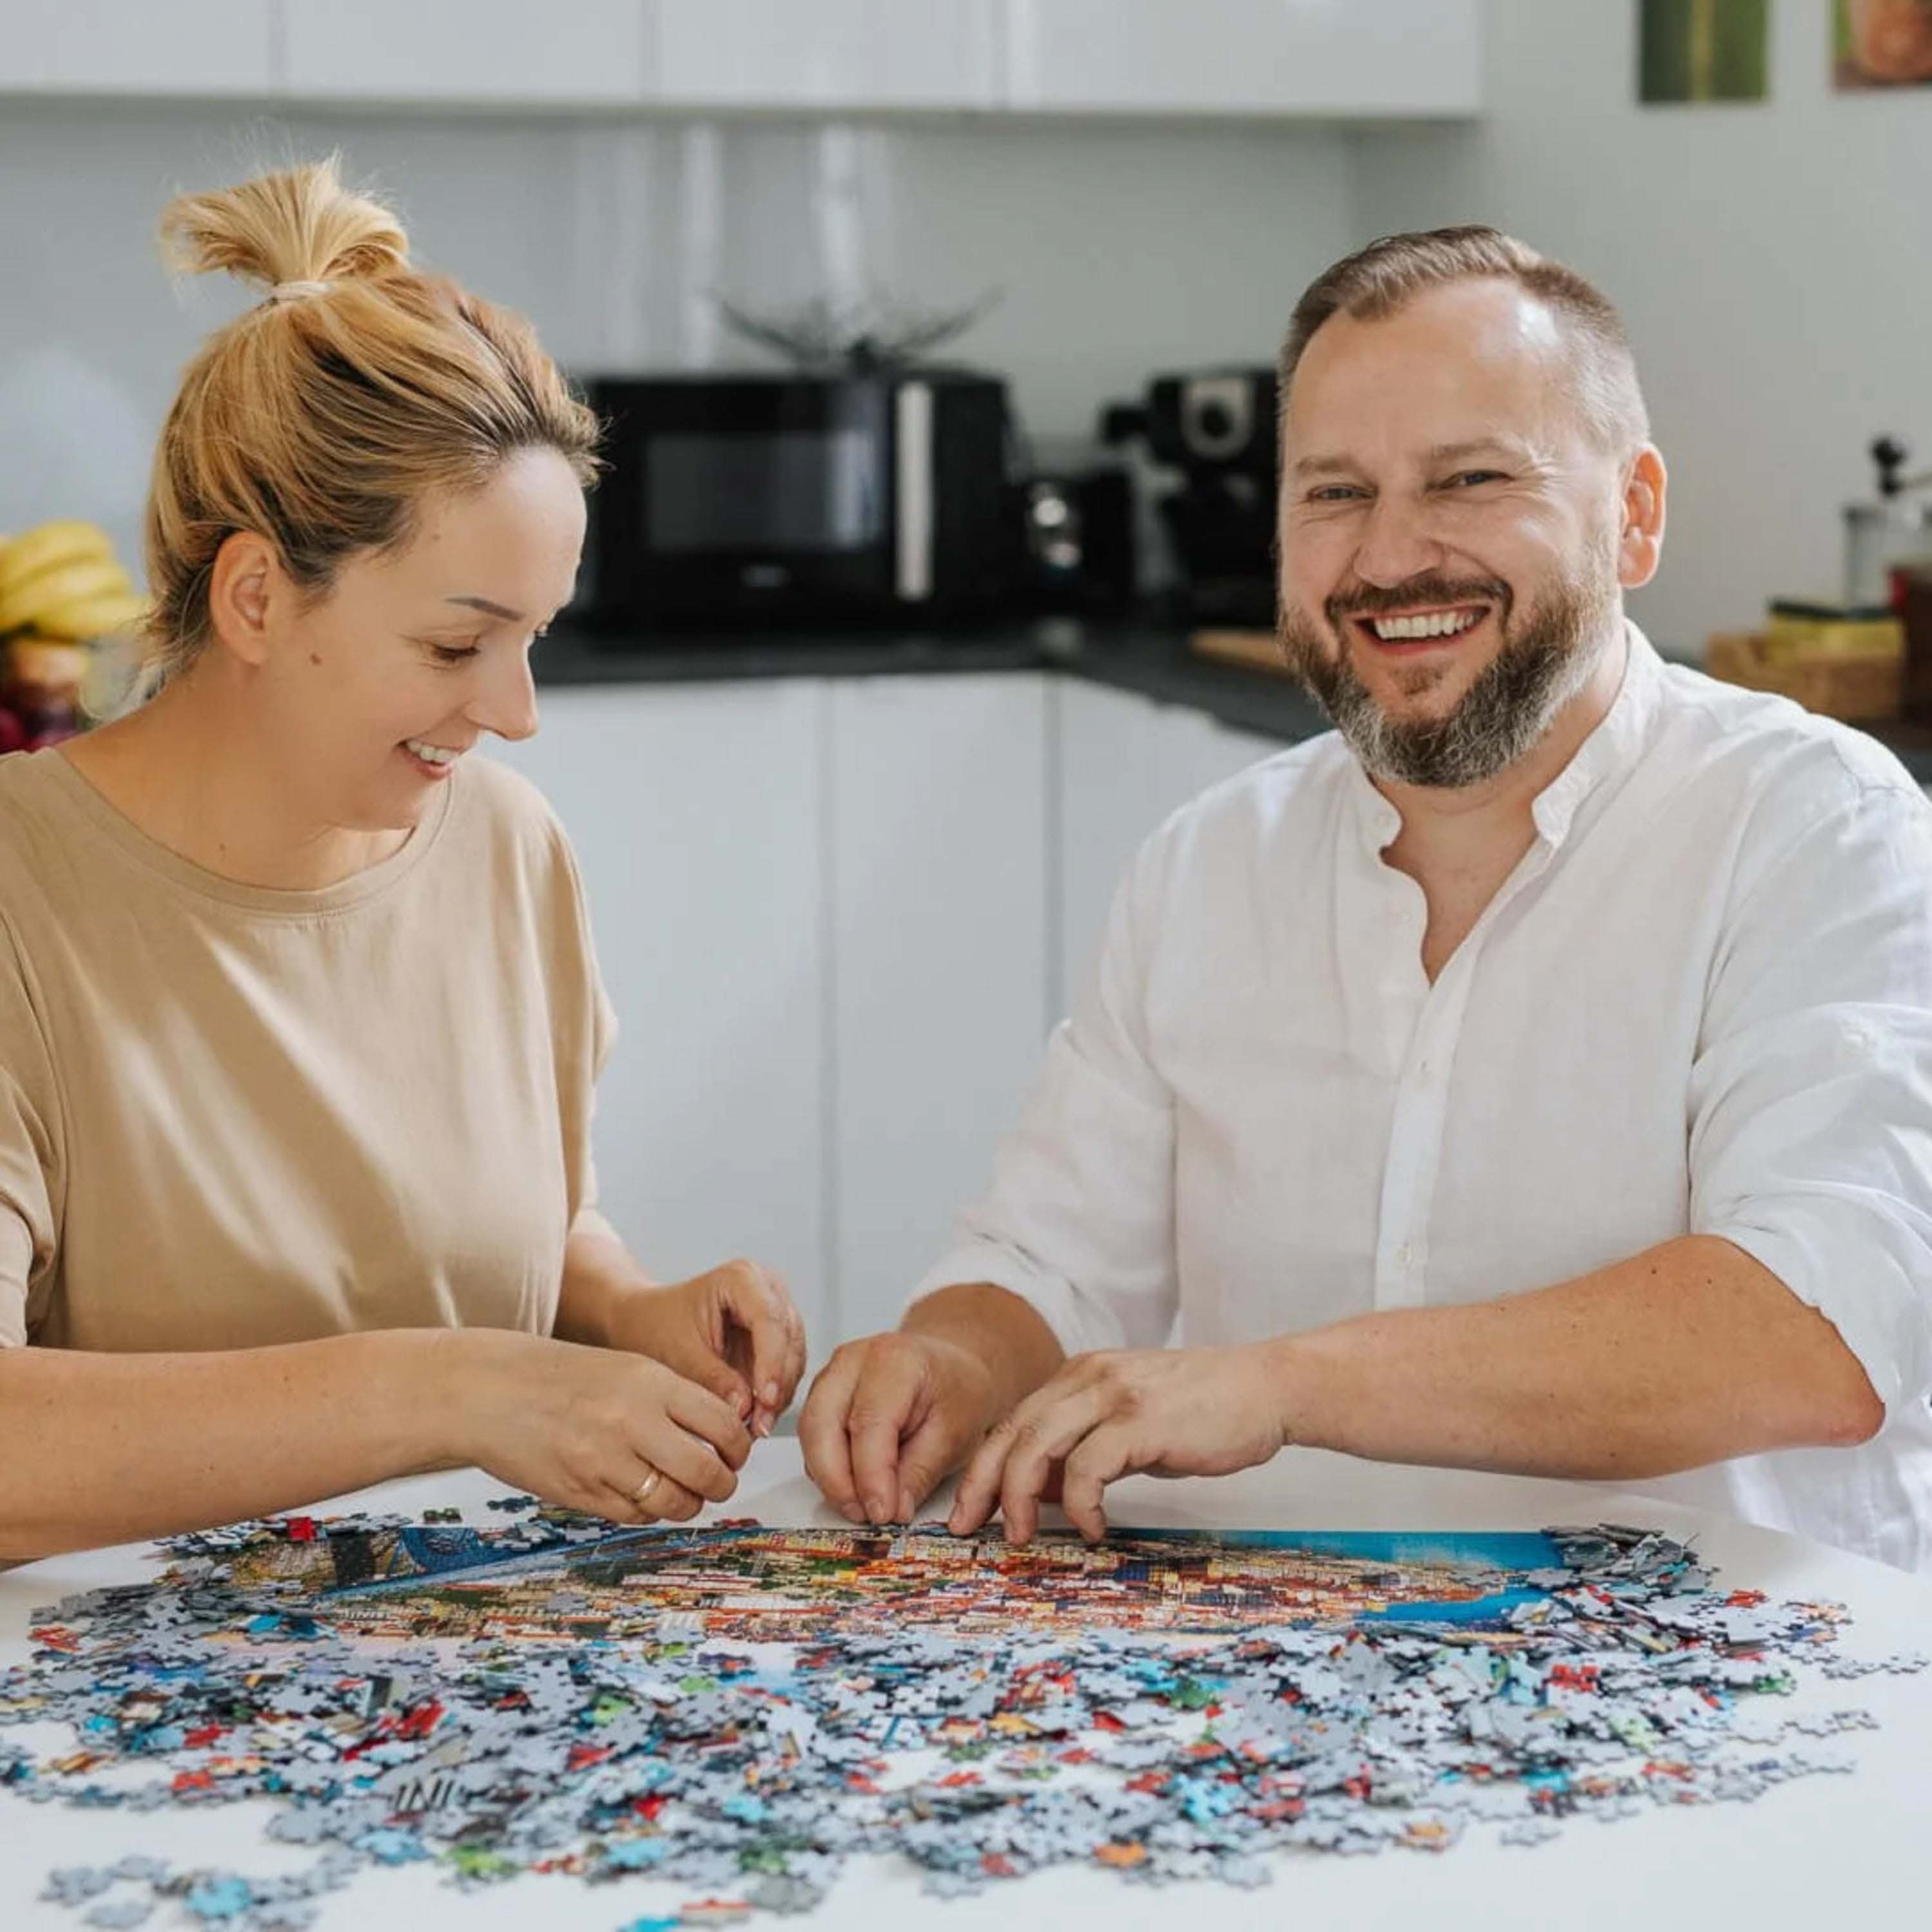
[4, 1444, 1929, 1931]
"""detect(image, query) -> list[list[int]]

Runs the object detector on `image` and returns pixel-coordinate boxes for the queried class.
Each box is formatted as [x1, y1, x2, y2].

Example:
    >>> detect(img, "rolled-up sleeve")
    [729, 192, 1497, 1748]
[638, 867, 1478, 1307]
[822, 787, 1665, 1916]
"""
[908, 833, 1180, 1355]
[1689, 766, 1932, 1417]
[0, 915, 61, 1349]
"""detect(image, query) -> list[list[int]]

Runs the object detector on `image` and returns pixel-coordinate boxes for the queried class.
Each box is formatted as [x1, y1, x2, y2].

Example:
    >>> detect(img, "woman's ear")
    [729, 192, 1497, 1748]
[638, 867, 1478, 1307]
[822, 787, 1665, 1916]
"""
[1617, 445, 1667, 591]
[204, 531, 281, 668]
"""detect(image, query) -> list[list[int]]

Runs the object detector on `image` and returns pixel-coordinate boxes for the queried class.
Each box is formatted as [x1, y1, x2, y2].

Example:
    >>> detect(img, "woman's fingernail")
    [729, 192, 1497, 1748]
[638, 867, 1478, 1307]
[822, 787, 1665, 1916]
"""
[762, 1380, 780, 1405]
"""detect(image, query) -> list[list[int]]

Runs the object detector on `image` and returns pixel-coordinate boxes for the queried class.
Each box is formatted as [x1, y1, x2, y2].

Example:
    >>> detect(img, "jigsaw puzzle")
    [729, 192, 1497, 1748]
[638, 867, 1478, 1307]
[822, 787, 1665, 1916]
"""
[2, 1504, 1922, 1929]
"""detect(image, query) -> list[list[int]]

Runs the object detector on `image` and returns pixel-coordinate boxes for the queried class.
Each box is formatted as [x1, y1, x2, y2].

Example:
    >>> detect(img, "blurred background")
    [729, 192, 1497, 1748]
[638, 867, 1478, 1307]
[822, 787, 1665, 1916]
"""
[6, 0, 1931, 1364]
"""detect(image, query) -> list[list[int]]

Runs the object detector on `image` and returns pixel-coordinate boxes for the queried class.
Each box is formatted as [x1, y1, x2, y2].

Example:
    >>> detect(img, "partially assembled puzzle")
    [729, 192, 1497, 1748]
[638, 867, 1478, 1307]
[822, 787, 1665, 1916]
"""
[3, 1503, 1923, 1929]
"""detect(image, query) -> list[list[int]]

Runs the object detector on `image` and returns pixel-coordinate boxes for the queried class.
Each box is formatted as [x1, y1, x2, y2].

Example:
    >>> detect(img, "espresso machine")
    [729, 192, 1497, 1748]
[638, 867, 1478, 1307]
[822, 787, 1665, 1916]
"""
[1101, 366, 1278, 627]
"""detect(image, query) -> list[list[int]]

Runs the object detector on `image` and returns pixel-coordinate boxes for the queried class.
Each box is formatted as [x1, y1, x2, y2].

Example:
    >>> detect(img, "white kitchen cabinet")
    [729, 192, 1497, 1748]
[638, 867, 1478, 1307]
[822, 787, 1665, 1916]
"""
[0, 0, 274, 93]
[649, 0, 1003, 110]
[488, 679, 832, 1356]
[828, 674, 1051, 1339]
[1056, 679, 1285, 1018]
[1003, 0, 1482, 117]
[283, 0, 649, 105]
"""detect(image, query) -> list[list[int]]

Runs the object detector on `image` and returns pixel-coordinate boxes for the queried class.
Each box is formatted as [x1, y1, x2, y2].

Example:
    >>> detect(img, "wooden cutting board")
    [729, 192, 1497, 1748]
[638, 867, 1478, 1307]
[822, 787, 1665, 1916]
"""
[1190, 628, 1290, 676]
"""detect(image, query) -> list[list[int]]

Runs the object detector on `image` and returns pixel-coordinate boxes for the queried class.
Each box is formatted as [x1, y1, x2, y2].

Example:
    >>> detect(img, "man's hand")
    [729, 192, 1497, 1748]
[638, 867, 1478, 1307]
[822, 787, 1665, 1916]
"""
[800, 1331, 1005, 1525]
[947, 1345, 1292, 1543]
[607, 1259, 807, 1438]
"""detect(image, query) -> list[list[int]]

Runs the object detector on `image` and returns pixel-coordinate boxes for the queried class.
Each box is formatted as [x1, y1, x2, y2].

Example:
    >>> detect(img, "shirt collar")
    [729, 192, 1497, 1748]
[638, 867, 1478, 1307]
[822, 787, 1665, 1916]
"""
[1346, 620, 1661, 857]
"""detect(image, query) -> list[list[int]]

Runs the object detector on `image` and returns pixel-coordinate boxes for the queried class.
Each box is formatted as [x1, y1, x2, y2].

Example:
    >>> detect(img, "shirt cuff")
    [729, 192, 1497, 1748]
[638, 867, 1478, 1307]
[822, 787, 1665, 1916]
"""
[905, 1242, 1127, 1358]
[1709, 1202, 1926, 1417]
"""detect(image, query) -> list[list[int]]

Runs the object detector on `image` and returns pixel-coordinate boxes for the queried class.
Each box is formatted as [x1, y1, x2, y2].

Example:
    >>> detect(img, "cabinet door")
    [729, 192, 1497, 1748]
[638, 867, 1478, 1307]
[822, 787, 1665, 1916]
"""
[488, 681, 830, 1353]
[651, 0, 1002, 109]
[1056, 680, 1283, 1018]
[1004, 0, 1481, 117]
[283, 0, 648, 104]
[829, 674, 1050, 1340]
[0, 0, 273, 92]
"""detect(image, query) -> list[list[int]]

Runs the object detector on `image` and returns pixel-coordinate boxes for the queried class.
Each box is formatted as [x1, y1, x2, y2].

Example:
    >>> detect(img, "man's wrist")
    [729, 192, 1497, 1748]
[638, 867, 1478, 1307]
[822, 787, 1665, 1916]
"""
[1253, 1332, 1321, 1455]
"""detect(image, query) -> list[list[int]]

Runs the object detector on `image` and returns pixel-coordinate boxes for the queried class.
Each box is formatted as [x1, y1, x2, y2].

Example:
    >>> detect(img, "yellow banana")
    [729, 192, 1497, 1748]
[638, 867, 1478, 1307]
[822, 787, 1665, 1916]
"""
[0, 519, 117, 598]
[0, 556, 133, 635]
[27, 589, 147, 643]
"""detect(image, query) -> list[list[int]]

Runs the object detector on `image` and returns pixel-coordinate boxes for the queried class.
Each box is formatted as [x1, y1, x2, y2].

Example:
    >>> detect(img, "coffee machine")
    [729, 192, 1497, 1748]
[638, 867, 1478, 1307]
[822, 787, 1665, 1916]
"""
[1102, 366, 1278, 627]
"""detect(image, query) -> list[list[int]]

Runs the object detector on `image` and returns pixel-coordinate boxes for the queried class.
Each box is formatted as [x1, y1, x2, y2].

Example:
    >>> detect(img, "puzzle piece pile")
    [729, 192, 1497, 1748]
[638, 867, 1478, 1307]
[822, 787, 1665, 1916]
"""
[1, 1505, 1922, 1930]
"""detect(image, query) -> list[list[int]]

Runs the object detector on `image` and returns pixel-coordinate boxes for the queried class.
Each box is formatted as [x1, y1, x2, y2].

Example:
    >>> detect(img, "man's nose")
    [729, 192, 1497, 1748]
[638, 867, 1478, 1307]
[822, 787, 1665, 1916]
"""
[471, 649, 540, 743]
[1350, 495, 1443, 589]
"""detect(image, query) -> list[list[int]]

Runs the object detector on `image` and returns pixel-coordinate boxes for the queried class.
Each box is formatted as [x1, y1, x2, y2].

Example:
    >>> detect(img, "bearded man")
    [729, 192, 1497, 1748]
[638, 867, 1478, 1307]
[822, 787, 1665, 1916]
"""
[800, 227, 1932, 1571]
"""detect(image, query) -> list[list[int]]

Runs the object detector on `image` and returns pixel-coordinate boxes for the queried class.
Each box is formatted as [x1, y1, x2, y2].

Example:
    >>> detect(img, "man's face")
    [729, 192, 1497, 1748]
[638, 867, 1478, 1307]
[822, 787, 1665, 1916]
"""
[1277, 279, 1633, 789]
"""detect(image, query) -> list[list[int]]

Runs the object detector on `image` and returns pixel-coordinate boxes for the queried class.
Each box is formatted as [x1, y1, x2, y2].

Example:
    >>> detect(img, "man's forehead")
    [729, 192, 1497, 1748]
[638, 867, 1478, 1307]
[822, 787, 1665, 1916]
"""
[1285, 279, 1573, 449]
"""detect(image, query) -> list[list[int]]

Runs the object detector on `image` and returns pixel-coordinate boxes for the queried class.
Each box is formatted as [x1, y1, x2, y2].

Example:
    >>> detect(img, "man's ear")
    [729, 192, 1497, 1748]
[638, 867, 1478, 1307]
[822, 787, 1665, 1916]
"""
[1617, 445, 1667, 591]
[205, 531, 282, 668]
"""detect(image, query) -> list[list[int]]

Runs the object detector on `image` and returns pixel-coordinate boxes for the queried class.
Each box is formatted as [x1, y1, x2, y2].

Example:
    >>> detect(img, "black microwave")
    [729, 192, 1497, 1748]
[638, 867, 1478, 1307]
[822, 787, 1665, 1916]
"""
[579, 370, 1016, 630]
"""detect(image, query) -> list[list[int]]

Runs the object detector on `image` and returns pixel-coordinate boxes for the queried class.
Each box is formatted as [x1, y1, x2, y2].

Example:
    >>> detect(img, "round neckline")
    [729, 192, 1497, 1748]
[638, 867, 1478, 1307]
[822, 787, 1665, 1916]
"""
[39, 745, 460, 917]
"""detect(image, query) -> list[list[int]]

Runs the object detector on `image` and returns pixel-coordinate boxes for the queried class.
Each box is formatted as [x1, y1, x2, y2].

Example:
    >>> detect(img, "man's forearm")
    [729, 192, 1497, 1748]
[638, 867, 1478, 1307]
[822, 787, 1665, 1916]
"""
[904, 1282, 1066, 1418]
[1267, 1235, 1885, 1481]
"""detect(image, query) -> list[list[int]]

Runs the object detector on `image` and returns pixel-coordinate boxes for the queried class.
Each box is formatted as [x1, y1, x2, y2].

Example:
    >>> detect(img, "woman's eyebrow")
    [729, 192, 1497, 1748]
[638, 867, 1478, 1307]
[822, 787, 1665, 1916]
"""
[444, 594, 523, 621]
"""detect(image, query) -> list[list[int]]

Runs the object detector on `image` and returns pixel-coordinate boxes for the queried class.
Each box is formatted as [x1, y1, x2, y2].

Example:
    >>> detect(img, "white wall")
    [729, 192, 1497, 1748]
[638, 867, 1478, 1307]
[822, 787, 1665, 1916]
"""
[1350, 0, 1932, 653]
[0, 99, 1356, 574]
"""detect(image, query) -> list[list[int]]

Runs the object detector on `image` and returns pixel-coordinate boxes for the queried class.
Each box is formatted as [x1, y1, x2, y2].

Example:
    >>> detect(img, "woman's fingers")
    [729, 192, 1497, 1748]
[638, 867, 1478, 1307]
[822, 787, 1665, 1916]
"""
[662, 1372, 753, 1473]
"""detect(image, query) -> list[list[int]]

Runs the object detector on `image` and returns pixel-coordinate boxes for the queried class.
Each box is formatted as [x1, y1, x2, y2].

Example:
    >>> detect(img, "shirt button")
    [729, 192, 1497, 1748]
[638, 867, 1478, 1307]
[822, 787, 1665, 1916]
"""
[1417, 1058, 1433, 1081]
[1397, 1243, 1414, 1268]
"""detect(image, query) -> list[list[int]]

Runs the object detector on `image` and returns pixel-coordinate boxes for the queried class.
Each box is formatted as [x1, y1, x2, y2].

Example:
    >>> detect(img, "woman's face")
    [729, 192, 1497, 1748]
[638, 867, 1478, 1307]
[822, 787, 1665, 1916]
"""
[252, 446, 586, 834]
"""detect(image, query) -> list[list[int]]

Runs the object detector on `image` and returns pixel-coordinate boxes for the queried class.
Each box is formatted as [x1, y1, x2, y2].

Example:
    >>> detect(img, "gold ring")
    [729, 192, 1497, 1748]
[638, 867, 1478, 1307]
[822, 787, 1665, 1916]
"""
[633, 1466, 663, 1507]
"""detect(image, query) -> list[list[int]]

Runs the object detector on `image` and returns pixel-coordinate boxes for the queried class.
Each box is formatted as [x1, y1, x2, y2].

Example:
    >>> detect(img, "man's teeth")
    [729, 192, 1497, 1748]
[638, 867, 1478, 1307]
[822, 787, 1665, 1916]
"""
[1368, 608, 1482, 641]
[405, 739, 461, 766]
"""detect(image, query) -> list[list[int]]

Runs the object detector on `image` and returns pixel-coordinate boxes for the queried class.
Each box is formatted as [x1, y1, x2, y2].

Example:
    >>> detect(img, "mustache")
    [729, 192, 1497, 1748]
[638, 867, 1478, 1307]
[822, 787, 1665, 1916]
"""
[1325, 574, 1513, 627]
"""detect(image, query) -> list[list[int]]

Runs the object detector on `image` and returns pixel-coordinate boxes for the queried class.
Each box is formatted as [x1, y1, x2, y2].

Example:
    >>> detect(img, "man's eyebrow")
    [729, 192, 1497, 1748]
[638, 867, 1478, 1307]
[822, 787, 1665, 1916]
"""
[444, 594, 524, 621]
[1424, 439, 1530, 466]
[1289, 453, 1362, 480]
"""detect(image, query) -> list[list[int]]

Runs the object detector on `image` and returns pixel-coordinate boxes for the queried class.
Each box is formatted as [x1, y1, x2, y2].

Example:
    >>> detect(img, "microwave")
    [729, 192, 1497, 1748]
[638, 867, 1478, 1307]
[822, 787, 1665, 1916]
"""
[579, 370, 1016, 630]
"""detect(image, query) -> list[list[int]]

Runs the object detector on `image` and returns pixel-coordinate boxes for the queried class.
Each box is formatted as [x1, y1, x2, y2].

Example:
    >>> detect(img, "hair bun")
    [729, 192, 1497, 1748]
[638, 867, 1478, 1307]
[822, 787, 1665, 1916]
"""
[158, 156, 408, 294]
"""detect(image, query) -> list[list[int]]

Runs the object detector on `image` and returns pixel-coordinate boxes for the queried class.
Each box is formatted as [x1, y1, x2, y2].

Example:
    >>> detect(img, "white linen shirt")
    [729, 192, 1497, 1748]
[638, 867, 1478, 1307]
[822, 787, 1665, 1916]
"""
[913, 628, 1932, 1572]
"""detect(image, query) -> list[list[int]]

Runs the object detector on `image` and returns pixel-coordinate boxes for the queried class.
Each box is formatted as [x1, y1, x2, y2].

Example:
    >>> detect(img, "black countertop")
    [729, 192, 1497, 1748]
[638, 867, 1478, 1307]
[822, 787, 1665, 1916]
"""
[535, 616, 1333, 745]
[534, 616, 1932, 783]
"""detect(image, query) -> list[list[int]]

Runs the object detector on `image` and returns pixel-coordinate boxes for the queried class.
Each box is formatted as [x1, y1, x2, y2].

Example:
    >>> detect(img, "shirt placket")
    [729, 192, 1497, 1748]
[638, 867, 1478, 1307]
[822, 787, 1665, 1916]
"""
[1371, 842, 1558, 1311]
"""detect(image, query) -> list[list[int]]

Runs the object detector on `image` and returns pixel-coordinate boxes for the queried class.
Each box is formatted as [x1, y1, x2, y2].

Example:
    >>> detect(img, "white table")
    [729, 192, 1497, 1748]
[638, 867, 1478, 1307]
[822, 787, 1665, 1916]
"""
[5, 1444, 1929, 1931]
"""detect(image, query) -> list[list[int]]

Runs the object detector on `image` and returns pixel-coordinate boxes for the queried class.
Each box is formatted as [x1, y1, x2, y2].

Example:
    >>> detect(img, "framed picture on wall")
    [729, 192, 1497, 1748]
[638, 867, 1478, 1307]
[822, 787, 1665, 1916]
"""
[1835, 0, 1932, 86]
[1638, 0, 1770, 102]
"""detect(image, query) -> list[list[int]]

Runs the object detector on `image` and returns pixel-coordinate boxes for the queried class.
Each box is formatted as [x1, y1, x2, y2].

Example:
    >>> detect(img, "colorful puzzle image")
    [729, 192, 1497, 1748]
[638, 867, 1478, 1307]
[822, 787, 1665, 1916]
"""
[2, 1505, 1924, 1931]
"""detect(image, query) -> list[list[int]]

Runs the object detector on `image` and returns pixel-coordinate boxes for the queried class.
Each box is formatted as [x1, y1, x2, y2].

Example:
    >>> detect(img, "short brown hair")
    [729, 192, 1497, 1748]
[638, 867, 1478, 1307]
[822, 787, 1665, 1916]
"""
[1280, 225, 1649, 453]
[145, 157, 601, 684]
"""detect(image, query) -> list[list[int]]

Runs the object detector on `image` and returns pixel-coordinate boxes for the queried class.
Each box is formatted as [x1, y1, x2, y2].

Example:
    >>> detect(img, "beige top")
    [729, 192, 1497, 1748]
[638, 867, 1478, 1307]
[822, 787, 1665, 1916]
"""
[0, 747, 614, 1351]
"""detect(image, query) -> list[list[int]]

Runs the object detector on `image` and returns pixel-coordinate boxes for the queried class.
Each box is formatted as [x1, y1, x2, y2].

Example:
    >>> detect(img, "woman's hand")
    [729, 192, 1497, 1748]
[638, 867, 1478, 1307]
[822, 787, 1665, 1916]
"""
[946, 1345, 1293, 1543]
[607, 1259, 808, 1437]
[454, 1331, 753, 1524]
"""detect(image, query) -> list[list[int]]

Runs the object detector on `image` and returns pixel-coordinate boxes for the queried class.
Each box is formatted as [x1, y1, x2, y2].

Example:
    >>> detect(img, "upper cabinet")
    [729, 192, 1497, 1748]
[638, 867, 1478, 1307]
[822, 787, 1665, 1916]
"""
[0, 0, 1481, 118]
[0, 0, 275, 94]
[1003, 0, 1483, 118]
[650, 0, 1003, 111]
[283, 0, 649, 106]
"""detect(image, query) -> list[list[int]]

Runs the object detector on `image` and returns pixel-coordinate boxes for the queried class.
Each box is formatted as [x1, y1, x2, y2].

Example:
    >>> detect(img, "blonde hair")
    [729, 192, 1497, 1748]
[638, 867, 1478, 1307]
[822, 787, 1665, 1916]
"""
[1280, 225, 1650, 455]
[143, 157, 600, 683]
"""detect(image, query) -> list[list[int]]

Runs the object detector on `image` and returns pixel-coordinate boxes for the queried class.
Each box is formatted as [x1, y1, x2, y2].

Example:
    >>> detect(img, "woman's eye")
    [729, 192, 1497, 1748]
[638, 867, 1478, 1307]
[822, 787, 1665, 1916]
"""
[429, 643, 482, 667]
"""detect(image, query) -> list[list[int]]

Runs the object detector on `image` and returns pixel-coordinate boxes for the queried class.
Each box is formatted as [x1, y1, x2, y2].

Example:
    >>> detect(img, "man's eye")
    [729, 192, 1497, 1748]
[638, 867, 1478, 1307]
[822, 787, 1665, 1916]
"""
[1444, 471, 1504, 489]
[1309, 485, 1366, 503]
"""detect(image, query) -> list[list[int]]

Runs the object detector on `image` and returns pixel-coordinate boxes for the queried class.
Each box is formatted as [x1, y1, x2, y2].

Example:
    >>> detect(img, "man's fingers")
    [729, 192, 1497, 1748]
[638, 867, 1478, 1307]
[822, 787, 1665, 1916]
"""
[848, 1348, 930, 1524]
[895, 1406, 972, 1525]
[799, 1349, 866, 1522]
[947, 1414, 1016, 1537]
[994, 1387, 1113, 1545]
[1059, 1423, 1137, 1542]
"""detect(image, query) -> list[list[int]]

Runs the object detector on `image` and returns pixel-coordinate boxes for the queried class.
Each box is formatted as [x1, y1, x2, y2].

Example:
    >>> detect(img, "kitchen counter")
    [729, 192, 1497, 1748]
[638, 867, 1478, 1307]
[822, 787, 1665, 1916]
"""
[533, 615, 1932, 783]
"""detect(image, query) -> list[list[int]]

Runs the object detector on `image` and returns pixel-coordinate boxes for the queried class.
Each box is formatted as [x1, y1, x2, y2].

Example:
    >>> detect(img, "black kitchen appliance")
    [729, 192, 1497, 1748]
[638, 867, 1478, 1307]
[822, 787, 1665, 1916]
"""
[1103, 366, 1278, 627]
[580, 369, 1016, 630]
[1013, 461, 1137, 614]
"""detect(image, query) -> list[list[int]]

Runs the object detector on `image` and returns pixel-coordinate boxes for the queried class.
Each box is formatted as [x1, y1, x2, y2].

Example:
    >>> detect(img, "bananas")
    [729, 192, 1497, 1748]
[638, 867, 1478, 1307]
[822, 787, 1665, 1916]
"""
[0, 519, 146, 642]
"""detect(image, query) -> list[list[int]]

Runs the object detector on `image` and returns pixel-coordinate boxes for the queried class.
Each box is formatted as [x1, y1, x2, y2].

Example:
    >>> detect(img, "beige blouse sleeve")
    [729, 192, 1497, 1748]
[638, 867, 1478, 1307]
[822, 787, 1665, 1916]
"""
[0, 914, 62, 1347]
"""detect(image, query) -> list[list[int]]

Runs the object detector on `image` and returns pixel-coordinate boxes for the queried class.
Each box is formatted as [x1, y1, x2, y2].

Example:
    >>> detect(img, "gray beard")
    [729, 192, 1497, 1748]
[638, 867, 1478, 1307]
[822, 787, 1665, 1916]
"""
[1278, 566, 1620, 790]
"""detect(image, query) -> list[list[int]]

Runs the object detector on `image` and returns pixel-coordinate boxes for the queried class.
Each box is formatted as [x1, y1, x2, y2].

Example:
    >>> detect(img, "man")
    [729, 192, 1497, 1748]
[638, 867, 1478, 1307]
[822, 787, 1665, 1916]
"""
[800, 227, 1932, 1571]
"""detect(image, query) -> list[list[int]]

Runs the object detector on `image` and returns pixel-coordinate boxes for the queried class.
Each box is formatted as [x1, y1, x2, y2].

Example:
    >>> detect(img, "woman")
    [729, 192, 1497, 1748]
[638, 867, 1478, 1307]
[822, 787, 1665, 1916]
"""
[0, 160, 805, 1561]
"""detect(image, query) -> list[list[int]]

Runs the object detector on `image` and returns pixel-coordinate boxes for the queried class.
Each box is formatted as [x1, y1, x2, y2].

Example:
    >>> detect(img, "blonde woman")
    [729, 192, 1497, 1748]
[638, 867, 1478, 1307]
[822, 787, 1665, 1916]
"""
[0, 162, 806, 1561]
